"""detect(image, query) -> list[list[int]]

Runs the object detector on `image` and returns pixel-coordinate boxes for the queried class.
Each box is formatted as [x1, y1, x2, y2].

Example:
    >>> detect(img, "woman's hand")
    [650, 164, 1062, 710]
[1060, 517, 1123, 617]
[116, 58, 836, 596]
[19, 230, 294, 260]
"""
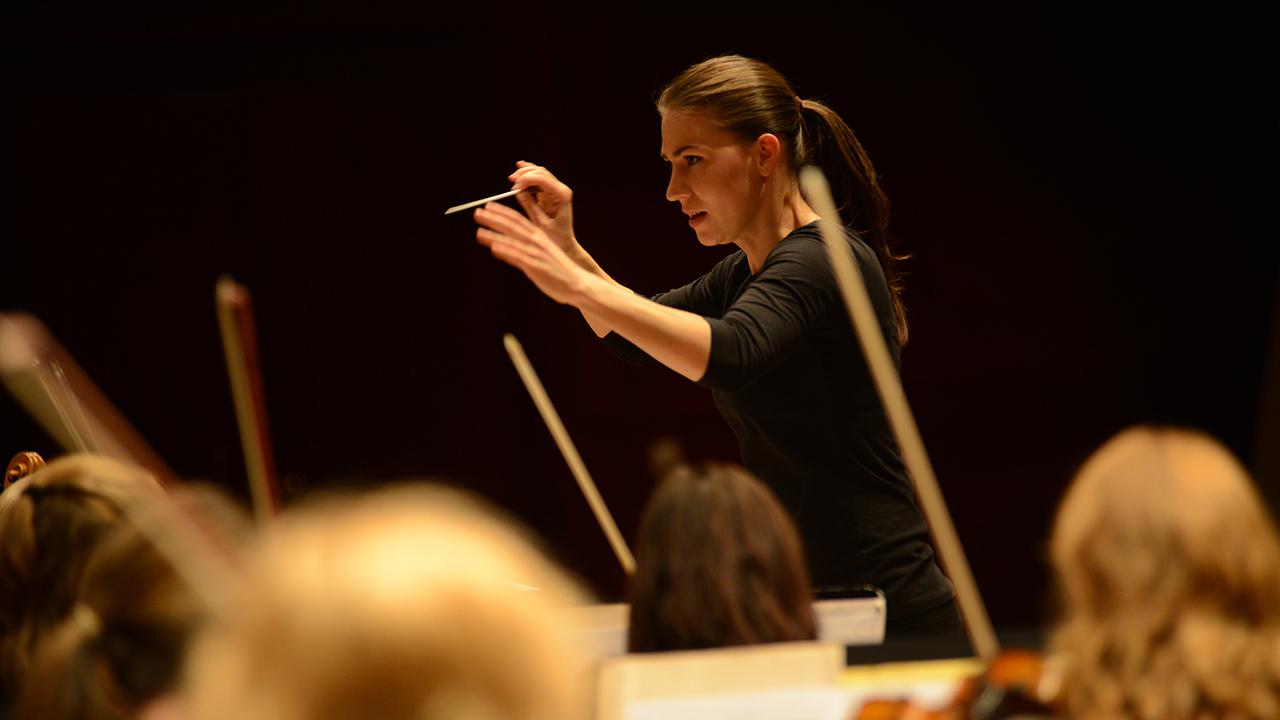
[485, 160, 624, 339]
[508, 161, 577, 253]
[474, 201, 591, 307]
[473, 187, 712, 381]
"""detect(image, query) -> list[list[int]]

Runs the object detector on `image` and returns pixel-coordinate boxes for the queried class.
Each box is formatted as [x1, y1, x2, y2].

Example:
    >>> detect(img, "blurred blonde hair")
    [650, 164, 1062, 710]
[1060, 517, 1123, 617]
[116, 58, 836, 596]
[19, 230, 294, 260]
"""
[184, 483, 592, 720]
[0, 454, 159, 693]
[1050, 426, 1280, 719]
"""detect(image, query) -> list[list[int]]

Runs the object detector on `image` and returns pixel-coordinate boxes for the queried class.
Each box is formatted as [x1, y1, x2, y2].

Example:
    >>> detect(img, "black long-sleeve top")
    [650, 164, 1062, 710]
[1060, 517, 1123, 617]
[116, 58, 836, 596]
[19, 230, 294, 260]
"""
[603, 221, 953, 619]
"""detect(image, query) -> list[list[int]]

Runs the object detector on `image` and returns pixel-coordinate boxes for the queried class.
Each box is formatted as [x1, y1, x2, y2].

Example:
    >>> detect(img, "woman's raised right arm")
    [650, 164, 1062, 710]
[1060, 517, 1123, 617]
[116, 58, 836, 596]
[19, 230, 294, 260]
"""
[508, 161, 619, 338]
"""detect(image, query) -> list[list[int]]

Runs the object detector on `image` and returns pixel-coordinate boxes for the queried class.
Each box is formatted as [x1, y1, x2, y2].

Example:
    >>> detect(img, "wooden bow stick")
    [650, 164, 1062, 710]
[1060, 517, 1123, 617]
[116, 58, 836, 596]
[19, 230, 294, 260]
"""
[216, 276, 282, 524]
[0, 313, 178, 486]
[0, 312, 239, 615]
[800, 166, 1000, 662]
[503, 334, 636, 576]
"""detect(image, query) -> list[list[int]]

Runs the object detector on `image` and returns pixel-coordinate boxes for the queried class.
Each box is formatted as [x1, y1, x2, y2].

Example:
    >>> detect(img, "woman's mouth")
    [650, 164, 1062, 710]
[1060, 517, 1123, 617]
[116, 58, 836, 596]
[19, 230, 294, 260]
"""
[688, 211, 707, 228]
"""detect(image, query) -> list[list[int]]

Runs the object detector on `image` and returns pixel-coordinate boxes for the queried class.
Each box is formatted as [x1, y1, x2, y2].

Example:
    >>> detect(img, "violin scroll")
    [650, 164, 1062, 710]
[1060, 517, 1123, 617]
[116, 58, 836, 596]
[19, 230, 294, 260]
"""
[5, 450, 46, 489]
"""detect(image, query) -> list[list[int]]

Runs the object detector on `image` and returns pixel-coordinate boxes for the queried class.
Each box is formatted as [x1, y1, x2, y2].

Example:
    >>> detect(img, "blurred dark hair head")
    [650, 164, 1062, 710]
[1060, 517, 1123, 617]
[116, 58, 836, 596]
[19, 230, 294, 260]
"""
[628, 462, 816, 652]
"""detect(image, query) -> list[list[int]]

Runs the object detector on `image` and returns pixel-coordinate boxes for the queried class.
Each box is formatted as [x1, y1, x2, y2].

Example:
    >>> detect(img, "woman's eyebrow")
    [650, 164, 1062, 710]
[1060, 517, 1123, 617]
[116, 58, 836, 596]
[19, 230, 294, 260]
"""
[659, 144, 696, 161]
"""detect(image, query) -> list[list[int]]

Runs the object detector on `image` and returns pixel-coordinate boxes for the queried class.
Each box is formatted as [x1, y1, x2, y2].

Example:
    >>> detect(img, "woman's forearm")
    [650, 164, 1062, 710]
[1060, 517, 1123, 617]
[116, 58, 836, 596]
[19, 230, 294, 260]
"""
[574, 272, 711, 381]
[567, 242, 624, 338]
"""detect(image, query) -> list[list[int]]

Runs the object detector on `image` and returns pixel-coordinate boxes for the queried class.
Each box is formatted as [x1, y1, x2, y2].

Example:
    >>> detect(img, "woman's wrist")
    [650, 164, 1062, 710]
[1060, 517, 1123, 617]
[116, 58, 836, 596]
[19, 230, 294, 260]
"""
[570, 268, 605, 310]
[566, 239, 600, 275]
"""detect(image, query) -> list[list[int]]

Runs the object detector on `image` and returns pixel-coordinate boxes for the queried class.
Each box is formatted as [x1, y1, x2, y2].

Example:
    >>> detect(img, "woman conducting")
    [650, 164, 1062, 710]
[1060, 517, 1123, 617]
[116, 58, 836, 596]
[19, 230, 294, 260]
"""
[472, 54, 957, 638]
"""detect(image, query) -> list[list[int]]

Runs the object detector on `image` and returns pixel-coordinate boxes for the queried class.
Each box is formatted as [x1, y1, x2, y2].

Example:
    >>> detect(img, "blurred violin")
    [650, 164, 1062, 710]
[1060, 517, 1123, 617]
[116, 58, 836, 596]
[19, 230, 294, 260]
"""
[854, 649, 1064, 720]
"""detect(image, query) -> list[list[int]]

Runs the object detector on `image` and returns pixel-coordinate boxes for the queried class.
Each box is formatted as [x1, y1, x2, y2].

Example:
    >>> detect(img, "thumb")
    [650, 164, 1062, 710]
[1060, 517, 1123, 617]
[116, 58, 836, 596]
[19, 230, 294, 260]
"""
[515, 188, 552, 223]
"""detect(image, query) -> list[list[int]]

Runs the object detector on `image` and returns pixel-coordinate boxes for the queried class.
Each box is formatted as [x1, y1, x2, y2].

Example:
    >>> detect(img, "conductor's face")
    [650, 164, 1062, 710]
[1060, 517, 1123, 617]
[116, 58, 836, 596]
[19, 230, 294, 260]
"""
[661, 111, 761, 248]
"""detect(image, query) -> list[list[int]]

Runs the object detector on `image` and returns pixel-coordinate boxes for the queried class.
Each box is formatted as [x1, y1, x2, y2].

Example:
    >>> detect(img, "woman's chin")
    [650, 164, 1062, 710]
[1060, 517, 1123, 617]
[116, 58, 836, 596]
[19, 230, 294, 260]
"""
[693, 229, 724, 247]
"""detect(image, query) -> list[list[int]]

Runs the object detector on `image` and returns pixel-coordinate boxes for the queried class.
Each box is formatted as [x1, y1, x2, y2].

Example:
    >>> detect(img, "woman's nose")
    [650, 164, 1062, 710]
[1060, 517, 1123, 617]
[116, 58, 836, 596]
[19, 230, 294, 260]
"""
[665, 167, 688, 203]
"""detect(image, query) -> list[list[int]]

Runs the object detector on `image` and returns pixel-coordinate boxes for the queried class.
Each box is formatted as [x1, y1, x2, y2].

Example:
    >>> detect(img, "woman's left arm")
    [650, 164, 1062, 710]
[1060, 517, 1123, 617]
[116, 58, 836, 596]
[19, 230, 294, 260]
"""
[475, 202, 713, 381]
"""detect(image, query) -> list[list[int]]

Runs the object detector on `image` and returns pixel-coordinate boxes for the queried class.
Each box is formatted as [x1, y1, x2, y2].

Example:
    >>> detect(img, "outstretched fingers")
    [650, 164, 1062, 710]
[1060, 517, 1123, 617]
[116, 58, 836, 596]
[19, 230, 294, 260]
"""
[489, 235, 536, 268]
[478, 200, 531, 224]
[476, 224, 538, 258]
[484, 226, 547, 274]
[475, 226, 502, 249]
[474, 204, 535, 241]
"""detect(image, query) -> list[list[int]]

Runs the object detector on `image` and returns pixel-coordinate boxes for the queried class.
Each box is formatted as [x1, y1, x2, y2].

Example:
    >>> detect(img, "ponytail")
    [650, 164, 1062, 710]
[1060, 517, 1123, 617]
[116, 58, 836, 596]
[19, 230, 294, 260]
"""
[799, 99, 908, 345]
[18, 605, 129, 720]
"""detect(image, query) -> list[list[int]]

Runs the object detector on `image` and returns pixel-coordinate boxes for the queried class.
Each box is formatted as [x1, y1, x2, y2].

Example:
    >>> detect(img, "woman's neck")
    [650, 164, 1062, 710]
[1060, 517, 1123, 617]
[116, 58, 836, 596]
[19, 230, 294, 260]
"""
[736, 182, 821, 274]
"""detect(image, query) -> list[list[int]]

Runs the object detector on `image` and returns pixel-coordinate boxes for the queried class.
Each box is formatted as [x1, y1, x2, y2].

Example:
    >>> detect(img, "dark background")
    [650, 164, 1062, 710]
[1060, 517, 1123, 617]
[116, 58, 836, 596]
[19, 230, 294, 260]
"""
[6, 6, 1277, 629]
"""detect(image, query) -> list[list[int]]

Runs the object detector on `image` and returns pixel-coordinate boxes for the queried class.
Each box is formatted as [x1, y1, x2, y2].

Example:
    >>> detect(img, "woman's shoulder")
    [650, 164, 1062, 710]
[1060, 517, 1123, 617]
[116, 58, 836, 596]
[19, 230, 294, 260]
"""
[767, 222, 822, 257]
[782, 220, 870, 250]
[764, 221, 854, 270]
[774, 222, 883, 279]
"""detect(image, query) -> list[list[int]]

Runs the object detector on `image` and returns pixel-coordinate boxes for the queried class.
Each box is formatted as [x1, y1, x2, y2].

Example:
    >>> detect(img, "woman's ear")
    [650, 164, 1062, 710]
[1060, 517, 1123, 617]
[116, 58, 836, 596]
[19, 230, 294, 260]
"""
[755, 133, 783, 177]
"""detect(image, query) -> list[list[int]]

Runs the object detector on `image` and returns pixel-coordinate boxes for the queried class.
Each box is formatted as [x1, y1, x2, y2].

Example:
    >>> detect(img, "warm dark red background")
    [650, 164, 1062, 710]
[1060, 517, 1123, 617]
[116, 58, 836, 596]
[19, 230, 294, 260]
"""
[6, 7, 1276, 629]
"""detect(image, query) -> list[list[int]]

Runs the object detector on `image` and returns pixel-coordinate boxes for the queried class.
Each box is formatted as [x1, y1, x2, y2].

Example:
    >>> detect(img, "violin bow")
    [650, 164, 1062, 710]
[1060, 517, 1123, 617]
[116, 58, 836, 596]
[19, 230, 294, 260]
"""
[0, 313, 179, 486]
[800, 167, 1000, 662]
[0, 312, 239, 615]
[215, 276, 282, 524]
[503, 333, 636, 576]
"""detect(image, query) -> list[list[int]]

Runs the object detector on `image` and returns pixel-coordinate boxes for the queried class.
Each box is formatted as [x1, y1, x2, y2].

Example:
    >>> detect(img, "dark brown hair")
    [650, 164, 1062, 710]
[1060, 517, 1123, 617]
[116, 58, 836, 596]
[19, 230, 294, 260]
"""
[658, 54, 908, 344]
[627, 463, 816, 652]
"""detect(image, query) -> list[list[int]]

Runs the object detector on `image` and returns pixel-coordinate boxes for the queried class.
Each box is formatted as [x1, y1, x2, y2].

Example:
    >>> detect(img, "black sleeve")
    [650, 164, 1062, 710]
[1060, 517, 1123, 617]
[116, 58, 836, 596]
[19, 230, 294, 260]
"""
[697, 236, 836, 391]
[600, 330, 654, 365]
[600, 253, 737, 366]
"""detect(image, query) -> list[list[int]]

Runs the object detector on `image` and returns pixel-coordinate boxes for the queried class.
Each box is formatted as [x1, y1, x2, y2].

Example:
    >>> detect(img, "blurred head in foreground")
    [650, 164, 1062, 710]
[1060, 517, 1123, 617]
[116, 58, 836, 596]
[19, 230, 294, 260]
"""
[1051, 426, 1280, 719]
[628, 462, 816, 652]
[184, 483, 591, 720]
[16, 480, 248, 720]
[0, 454, 159, 695]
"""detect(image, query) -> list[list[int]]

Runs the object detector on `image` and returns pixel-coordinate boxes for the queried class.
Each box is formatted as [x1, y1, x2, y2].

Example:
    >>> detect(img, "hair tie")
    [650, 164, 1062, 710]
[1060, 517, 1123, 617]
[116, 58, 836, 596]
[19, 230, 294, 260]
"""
[793, 98, 809, 161]
[71, 603, 102, 638]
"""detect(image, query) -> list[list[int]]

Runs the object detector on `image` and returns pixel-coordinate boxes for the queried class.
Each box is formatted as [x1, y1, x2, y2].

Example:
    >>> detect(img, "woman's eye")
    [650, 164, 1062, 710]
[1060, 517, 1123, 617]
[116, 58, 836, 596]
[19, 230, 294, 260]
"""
[685, 156, 702, 167]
